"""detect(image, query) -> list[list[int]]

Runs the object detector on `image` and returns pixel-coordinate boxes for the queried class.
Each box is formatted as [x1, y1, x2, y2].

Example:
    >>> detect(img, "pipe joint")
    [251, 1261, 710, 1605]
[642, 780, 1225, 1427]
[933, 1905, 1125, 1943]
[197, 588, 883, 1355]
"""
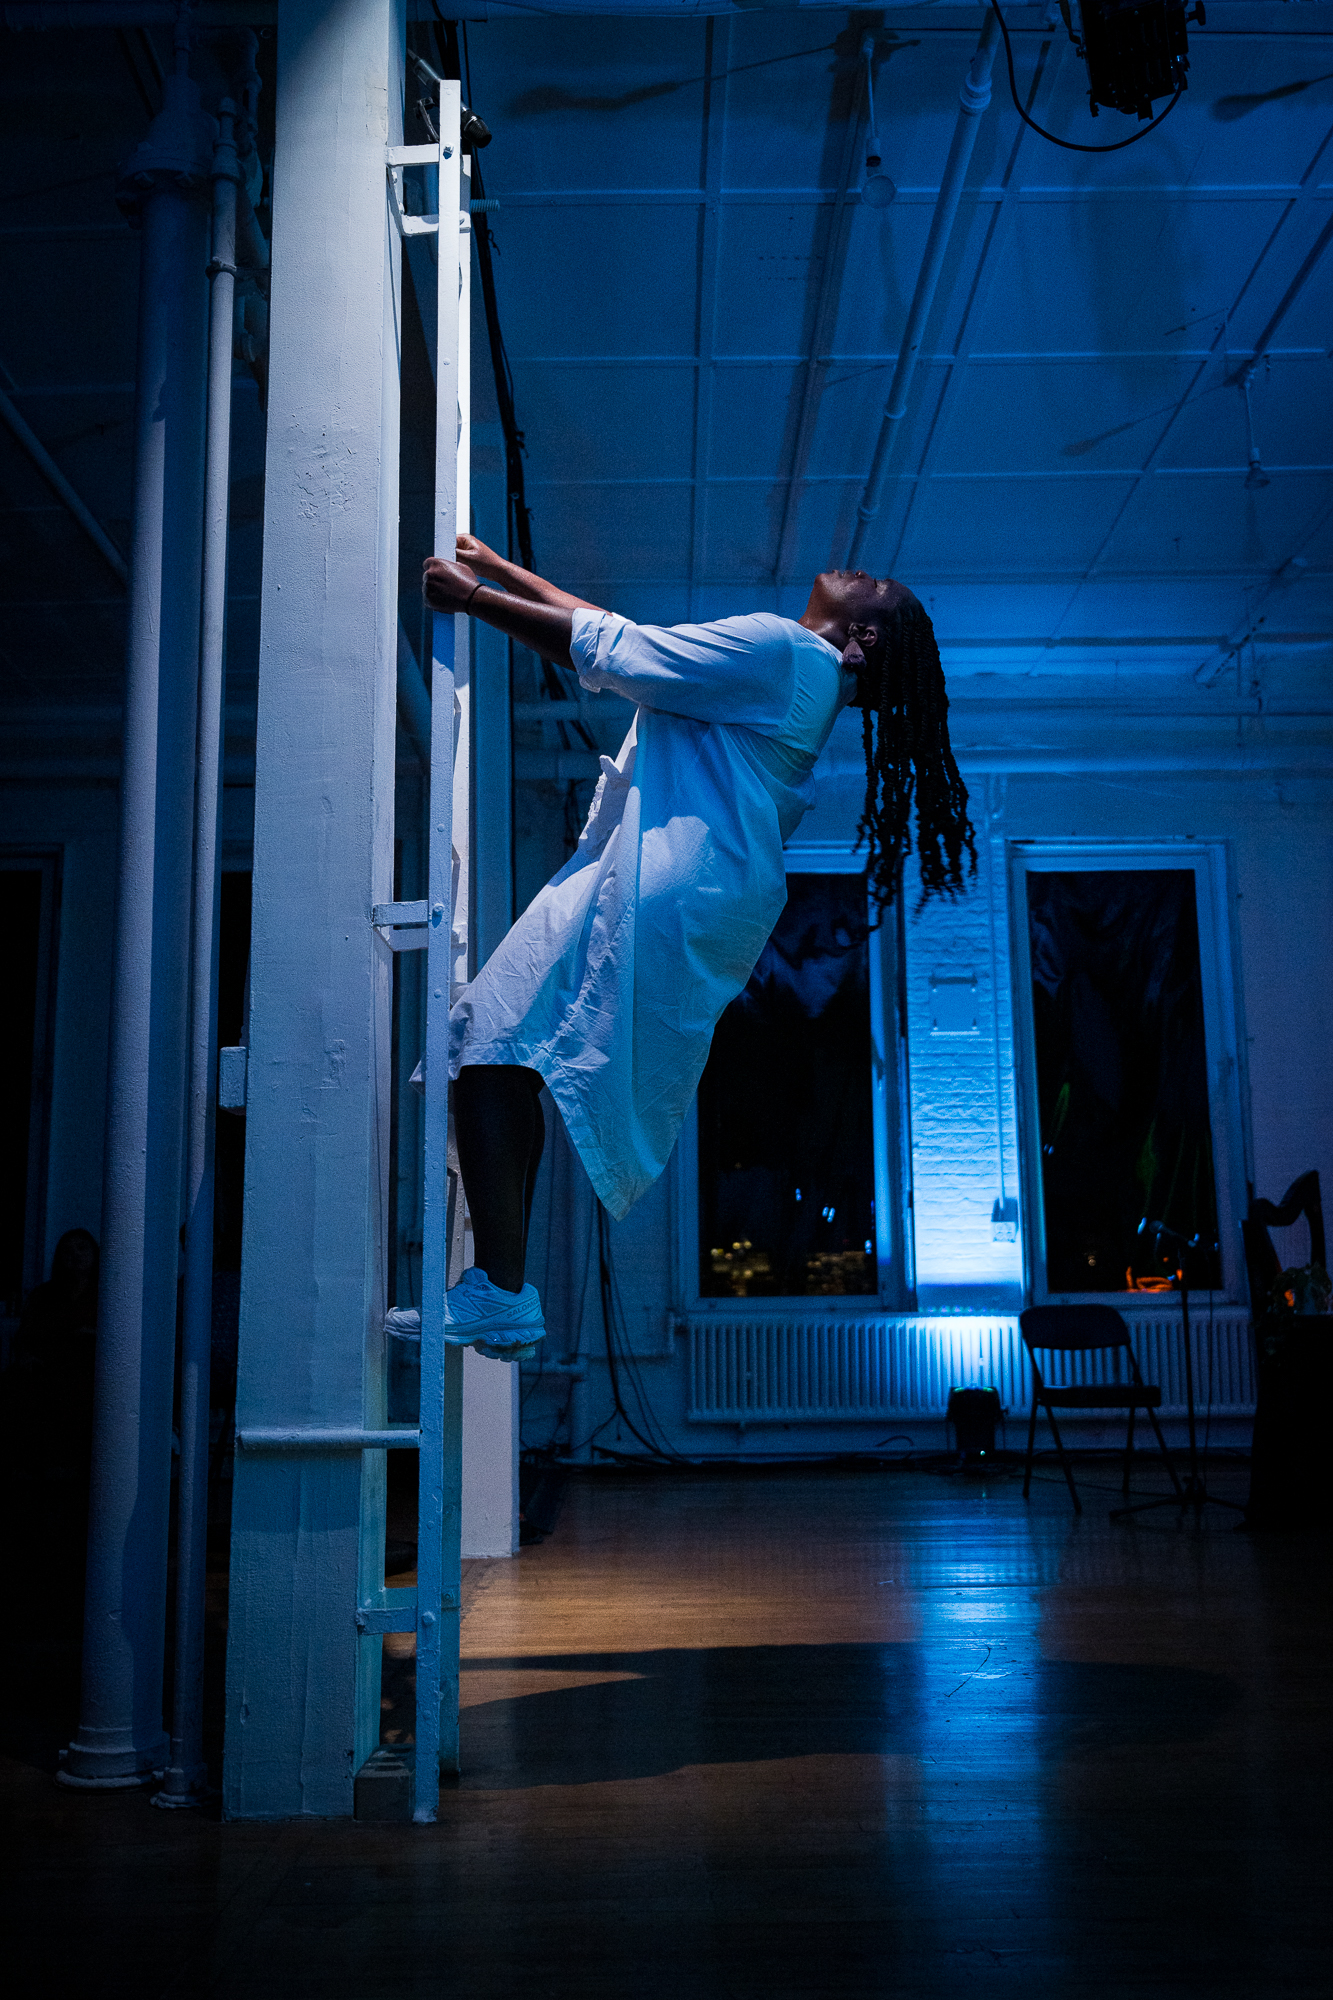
[959, 72, 993, 116]
[116, 58, 216, 217]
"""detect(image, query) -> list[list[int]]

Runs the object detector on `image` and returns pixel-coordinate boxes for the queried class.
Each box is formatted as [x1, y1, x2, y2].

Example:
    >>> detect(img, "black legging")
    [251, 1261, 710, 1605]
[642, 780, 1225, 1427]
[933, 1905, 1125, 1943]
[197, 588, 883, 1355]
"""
[453, 1065, 546, 1294]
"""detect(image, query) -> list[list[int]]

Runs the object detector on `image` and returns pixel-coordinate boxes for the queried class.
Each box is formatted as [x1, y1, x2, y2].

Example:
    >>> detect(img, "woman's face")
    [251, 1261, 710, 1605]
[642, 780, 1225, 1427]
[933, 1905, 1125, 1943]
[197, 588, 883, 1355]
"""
[803, 569, 910, 636]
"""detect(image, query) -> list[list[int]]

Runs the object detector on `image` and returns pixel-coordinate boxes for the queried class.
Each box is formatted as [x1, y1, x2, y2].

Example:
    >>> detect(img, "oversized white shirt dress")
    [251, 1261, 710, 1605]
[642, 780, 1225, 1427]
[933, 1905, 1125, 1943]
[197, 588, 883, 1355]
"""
[448, 609, 855, 1219]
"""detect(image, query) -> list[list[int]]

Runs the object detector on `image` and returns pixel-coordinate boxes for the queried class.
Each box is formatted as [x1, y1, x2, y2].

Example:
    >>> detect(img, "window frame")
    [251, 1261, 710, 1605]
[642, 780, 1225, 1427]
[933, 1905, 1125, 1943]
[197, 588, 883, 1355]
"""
[1007, 838, 1250, 1309]
[674, 844, 914, 1314]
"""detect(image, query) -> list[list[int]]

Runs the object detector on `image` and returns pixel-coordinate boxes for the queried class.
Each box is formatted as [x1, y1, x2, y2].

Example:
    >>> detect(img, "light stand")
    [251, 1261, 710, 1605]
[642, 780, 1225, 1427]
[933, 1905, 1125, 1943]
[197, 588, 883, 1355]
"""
[1111, 1222, 1244, 1522]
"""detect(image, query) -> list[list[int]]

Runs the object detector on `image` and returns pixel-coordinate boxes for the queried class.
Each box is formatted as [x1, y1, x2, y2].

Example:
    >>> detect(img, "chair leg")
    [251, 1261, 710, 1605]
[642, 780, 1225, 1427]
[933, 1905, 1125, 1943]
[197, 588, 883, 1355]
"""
[1145, 1401, 1185, 1499]
[1046, 1406, 1082, 1516]
[1123, 1403, 1136, 1495]
[1023, 1395, 1039, 1499]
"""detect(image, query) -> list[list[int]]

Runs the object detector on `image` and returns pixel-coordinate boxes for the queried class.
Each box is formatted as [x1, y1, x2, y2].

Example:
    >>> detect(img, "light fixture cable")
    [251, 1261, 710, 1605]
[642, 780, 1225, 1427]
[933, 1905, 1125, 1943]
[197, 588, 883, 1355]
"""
[990, 0, 1185, 153]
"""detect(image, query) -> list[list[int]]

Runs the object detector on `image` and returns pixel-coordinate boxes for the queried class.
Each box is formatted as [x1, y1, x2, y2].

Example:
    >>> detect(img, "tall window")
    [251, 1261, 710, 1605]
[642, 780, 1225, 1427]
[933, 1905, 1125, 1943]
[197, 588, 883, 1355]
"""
[697, 874, 877, 1299]
[1023, 866, 1222, 1294]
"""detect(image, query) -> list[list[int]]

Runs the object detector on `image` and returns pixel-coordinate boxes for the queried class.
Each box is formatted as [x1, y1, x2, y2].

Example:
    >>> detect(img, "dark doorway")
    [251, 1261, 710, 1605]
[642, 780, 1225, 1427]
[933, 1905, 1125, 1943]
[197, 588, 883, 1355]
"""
[0, 857, 58, 1318]
[698, 874, 876, 1299]
[1026, 868, 1221, 1293]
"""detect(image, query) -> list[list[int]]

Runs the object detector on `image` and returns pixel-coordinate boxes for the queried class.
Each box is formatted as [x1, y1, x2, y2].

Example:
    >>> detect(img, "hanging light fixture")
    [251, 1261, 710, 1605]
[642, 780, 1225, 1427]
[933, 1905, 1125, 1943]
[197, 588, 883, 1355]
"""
[1242, 365, 1271, 490]
[860, 35, 897, 210]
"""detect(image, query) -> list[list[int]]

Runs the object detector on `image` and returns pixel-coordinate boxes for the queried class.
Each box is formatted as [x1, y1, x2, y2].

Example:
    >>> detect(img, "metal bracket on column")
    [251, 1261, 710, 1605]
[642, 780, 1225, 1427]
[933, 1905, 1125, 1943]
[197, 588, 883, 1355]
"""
[372, 898, 443, 953]
[355, 1587, 418, 1635]
[218, 1043, 248, 1111]
[386, 144, 444, 239]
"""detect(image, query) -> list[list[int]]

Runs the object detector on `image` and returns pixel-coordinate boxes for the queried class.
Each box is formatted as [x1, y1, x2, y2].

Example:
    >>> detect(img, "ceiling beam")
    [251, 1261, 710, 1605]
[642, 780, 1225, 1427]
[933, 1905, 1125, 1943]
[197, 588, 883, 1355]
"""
[0, 379, 127, 580]
[1051, 116, 1333, 646]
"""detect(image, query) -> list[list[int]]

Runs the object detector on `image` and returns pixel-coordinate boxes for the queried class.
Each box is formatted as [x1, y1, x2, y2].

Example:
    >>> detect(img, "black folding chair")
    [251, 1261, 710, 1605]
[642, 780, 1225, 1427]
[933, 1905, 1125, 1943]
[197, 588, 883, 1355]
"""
[1020, 1304, 1183, 1517]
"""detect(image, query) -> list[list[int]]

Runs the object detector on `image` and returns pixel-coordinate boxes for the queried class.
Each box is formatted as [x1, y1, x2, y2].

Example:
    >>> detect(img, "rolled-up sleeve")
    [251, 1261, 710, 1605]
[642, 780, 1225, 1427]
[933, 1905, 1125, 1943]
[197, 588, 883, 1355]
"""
[570, 609, 797, 732]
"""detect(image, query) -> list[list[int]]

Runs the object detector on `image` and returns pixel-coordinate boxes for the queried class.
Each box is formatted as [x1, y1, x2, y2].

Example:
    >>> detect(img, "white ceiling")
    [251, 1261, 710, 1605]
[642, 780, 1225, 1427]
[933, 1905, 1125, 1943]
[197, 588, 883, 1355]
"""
[460, 3, 1333, 687]
[0, 2, 1329, 740]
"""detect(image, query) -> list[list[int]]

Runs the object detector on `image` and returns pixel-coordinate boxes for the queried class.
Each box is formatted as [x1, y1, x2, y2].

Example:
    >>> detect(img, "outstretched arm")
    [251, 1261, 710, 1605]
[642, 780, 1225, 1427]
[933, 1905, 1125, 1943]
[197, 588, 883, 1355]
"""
[455, 534, 603, 615]
[423, 537, 606, 674]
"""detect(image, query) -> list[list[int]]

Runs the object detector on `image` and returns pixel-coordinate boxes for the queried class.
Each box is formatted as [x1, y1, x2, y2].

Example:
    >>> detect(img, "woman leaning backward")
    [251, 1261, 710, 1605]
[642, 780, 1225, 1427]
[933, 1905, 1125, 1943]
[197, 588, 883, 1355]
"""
[399, 534, 975, 1362]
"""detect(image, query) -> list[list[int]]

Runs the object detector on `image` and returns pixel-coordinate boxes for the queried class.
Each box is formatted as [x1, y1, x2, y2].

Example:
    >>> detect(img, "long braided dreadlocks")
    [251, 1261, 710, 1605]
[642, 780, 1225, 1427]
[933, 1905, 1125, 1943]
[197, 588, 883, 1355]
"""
[850, 592, 975, 917]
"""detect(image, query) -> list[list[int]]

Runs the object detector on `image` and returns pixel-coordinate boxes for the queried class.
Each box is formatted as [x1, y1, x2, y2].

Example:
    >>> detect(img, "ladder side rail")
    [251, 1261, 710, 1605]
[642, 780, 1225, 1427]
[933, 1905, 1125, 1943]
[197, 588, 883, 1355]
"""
[354, 20, 409, 1788]
[453, 159, 473, 993]
[414, 78, 464, 1820]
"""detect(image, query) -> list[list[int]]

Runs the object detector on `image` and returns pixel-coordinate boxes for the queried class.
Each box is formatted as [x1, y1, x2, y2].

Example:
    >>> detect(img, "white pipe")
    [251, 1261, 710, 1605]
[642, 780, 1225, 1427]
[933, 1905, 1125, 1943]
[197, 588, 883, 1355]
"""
[61, 28, 212, 1793]
[0, 382, 128, 581]
[153, 97, 242, 1814]
[848, 13, 1000, 567]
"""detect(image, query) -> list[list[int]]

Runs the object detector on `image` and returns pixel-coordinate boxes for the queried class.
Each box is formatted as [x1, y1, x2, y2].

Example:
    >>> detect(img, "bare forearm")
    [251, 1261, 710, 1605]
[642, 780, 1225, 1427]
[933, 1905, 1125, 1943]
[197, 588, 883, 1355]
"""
[456, 533, 602, 615]
[480, 556, 599, 615]
[466, 585, 576, 672]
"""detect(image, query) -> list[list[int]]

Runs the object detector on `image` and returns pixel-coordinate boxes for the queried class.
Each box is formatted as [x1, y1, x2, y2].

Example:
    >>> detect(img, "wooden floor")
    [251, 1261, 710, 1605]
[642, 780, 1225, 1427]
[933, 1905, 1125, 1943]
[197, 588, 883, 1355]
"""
[5, 1458, 1330, 1999]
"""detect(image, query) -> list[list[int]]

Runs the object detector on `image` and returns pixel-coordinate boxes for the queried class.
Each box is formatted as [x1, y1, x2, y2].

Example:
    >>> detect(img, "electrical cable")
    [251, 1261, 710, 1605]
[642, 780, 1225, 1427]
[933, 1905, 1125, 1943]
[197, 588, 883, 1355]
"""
[990, 1, 1184, 153]
[595, 1205, 687, 1463]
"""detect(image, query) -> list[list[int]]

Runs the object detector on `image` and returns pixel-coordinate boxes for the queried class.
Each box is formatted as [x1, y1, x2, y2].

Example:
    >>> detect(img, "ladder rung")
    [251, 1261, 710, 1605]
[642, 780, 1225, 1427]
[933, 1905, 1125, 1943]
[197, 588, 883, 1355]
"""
[373, 899, 429, 927]
[386, 144, 439, 167]
[236, 1427, 422, 1452]
[356, 1585, 418, 1634]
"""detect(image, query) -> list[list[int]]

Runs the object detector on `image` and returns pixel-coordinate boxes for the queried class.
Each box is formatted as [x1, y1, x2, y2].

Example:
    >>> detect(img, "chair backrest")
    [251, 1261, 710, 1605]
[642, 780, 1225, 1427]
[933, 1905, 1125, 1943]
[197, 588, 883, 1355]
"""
[1019, 1303, 1132, 1353]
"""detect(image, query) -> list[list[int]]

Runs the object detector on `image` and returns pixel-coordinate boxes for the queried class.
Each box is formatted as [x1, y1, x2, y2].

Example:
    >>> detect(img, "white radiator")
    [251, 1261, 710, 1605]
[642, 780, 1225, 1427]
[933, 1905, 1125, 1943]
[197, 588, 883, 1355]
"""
[685, 1311, 1256, 1424]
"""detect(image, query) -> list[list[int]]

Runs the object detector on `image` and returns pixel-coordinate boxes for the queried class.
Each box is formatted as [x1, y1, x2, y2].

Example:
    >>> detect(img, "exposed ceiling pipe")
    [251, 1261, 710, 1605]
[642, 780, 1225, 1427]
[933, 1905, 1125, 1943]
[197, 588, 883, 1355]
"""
[847, 11, 1000, 569]
[0, 380, 128, 581]
[1230, 208, 1333, 385]
[772, 40, 870, 585]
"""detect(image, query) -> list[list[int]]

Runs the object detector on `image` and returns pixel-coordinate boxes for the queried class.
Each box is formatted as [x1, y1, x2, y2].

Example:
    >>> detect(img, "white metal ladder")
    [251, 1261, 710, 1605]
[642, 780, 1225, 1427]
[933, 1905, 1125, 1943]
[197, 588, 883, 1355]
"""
[369, 79, 470, 1819]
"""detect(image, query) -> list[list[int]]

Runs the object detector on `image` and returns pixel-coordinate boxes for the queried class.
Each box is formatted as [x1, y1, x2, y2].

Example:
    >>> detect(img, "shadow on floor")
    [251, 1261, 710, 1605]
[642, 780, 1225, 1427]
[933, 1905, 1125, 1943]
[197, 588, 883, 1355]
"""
[458, 1641, 1241, 1790]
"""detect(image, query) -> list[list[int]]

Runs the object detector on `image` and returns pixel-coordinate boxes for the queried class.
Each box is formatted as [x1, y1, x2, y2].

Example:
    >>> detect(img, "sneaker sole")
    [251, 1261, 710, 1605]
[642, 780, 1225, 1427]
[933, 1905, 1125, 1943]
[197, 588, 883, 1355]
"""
[472, 1337, 544, 1364]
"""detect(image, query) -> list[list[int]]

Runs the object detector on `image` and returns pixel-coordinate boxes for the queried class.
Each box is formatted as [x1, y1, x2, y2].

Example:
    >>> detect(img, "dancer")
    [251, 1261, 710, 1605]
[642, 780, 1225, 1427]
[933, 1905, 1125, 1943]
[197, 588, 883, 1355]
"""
[421, 536, 974, 1359]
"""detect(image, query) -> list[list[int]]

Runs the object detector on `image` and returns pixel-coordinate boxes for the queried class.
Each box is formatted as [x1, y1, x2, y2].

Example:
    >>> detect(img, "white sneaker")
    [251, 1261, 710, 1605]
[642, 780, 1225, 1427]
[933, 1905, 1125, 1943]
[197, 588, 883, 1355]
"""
[383, 1274, 544, 1358]
[444, 1266, 545, 1349]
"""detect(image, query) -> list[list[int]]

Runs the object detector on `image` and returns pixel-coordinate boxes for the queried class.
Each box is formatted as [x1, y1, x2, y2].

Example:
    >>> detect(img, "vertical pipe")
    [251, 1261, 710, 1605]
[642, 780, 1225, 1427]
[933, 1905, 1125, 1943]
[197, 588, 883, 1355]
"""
[847, 14, 999, 568]
[63, 29, 212, 1789]
[153, 100, 241, 1810]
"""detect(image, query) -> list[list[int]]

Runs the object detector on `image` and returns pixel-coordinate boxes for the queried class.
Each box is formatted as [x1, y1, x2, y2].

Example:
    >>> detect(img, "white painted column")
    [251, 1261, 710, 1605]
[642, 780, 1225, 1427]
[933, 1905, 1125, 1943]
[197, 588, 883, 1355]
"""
[223, 0, 405, 1820]
[462, 1349, 520, 1556]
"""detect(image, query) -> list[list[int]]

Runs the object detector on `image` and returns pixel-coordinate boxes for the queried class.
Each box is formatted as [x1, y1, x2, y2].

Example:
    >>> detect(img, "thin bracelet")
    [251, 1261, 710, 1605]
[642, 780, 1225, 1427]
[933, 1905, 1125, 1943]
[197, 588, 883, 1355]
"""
[463, 579, 486, 615]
